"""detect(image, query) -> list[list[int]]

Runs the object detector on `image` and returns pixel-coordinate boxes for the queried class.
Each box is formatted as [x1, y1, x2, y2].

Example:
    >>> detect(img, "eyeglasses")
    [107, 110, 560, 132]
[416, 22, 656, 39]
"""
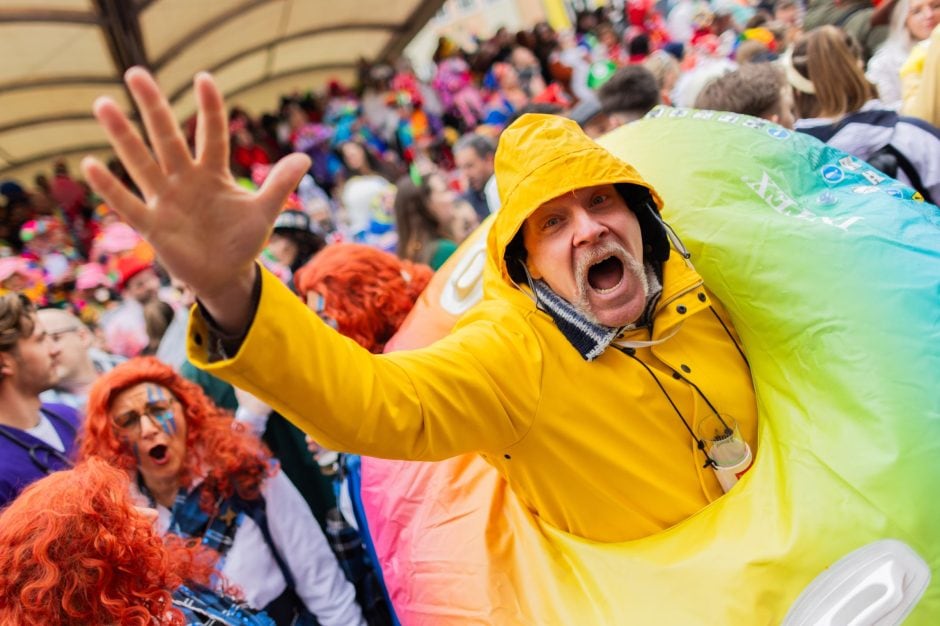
[112, 398, 179, 434]
[311, 292, 338, 329]
[47, 327, 80, 341]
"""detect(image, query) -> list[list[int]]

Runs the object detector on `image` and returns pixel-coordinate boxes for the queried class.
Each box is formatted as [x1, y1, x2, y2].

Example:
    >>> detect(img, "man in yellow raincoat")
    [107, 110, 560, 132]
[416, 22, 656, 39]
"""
[83, 69, 757, 543]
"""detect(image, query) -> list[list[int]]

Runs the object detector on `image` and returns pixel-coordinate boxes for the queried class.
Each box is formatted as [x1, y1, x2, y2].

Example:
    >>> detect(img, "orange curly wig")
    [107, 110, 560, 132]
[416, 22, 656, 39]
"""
[79, 356, 273, 514]
[0, 458, 216, 625]
[294, 243, 433, 353]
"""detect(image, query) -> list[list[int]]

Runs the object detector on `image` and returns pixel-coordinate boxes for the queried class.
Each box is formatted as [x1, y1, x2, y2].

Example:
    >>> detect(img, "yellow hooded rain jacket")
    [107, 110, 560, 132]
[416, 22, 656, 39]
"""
[189, 114, 757, 543]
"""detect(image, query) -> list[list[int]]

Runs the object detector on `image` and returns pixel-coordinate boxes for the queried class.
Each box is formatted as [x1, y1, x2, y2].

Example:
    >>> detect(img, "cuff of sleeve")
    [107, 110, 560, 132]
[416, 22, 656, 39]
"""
[188, 264, 262, 363]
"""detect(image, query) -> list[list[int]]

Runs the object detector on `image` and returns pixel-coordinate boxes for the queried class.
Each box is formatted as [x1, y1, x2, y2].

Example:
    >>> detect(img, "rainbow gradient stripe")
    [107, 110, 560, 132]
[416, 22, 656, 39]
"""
[359, 108, 940, 624]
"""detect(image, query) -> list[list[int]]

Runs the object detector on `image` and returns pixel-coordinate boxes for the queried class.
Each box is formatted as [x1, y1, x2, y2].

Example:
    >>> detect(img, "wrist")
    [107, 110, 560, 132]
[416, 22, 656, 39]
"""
[197, 265, 258, 335]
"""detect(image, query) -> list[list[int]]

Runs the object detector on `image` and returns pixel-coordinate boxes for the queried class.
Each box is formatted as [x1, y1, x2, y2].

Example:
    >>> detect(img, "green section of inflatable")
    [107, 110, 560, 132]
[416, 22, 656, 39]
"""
[599, 107, 940, 621]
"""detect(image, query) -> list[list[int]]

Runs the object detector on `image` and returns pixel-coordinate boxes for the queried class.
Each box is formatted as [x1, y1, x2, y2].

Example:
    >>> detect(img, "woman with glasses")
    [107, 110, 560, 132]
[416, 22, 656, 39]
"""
[79, 357, 366, 626]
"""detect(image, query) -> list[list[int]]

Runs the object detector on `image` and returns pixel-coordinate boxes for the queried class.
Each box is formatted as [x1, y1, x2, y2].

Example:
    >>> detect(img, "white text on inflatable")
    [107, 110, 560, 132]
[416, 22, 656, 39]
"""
[742, 171, 863, 231]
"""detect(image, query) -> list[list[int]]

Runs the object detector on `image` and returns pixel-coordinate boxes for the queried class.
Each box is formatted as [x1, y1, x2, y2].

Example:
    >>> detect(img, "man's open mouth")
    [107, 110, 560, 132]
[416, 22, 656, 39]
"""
[148, 444, 168, 461]
[587, 256, 625, 293]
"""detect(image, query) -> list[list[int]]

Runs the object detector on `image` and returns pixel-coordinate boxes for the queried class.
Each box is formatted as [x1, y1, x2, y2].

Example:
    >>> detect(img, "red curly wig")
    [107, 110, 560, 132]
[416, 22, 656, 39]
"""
[79, 356, 273, 514]
[0, 457, 216, 625]
[293, 243, 433, 353]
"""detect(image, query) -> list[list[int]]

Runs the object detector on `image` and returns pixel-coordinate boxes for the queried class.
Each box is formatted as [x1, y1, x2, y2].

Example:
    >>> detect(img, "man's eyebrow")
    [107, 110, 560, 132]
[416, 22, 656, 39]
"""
[533, 198, 568, 212]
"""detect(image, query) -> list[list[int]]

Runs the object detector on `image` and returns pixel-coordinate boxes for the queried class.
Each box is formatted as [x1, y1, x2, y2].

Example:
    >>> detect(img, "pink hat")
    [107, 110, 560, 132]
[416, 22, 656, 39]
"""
[96, 223, 142, 255]
[75, 262, 111, 290]
[0, 256, 41, 285]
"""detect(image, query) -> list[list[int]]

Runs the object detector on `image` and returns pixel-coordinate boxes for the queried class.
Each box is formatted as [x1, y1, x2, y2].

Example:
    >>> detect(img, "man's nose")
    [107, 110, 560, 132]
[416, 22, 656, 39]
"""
[571, 208, 607, 245]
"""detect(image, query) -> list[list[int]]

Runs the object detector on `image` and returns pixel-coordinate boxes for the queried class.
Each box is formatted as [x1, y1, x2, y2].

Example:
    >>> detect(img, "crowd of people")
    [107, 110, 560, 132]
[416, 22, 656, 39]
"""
[0, 0, 938, 623]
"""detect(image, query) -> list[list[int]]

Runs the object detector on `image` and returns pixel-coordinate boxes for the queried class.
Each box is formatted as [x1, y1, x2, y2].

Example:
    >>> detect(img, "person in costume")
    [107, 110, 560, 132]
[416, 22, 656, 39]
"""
[266, 208, 327, 276]
[293, 242, 433, 626]
[79, 357, 366, 626]
[82, 68, 757, 544]
[0, 256, 46, 304]
[101, 256, 161, 358]
[0, 457, 275, 625]
[294, 243, 433, 360]
[18, 217, 80, 298]
[70, 261, 119, 328]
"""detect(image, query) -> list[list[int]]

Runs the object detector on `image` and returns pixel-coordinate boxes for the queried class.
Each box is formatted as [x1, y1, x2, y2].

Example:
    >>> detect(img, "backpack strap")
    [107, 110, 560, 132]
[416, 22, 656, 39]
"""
[237, 495, 321, 625]
[877, 144, 935, 205]
[235, 495, 296, 589]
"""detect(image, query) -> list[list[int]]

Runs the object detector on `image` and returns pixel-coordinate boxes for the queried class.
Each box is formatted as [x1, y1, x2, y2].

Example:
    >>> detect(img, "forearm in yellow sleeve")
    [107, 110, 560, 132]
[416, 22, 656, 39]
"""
[188, 266, 536, 460]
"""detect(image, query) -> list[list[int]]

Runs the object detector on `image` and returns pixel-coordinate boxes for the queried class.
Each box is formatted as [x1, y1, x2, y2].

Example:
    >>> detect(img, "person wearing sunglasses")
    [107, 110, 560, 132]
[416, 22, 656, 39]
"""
[0, 292, 78, 508]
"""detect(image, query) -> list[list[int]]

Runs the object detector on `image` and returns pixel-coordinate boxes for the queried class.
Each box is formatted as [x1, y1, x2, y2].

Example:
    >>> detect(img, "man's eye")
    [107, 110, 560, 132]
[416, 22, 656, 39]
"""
[590, 194, 608, 206]
[542, 216, 561, 230]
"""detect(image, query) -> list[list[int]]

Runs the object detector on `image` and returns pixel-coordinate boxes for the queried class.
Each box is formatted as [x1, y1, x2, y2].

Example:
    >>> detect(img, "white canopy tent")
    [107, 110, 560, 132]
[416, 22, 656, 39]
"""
[0, 0, 444, 183]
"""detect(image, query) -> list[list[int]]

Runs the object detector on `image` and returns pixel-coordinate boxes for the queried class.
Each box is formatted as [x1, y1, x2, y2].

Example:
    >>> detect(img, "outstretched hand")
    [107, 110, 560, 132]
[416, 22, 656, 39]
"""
[82, 68, 310, 332]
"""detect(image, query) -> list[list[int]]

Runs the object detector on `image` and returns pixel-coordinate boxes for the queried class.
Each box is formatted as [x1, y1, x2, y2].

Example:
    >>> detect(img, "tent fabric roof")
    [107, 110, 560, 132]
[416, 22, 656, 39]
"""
[0, 0, 444, 182]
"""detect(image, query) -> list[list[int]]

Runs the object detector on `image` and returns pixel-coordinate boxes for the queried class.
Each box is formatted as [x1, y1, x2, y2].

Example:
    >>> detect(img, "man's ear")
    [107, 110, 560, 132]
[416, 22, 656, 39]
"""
[78, 326, 94, 349]
[0, 352, 14, 381]
[526, 257, 543, 280]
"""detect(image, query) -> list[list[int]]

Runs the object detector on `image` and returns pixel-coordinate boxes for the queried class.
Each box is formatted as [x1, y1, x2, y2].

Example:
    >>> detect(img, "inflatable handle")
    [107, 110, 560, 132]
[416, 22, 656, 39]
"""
[783, 539, 931, 626]
[822, 560, 903, 625]
[453, 248, 486, 300]
[439, 223, 491, 315]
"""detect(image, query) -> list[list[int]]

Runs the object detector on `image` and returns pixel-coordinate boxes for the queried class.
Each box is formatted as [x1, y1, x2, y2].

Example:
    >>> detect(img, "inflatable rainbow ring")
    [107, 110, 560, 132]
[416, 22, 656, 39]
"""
[358, 108, 940, 624]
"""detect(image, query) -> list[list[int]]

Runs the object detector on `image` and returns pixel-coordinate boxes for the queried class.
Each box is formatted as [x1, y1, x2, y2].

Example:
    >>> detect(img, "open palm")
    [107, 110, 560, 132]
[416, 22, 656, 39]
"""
[82, 68, 310, 325]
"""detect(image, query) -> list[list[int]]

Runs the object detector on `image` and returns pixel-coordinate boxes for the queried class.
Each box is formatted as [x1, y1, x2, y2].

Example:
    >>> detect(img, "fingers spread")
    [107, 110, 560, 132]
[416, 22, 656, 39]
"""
[92, 96, 164, 198]
[257, 153, 312, 221]
[125, 67, 193, 175]
[81, 157, 152, 234]
[194, 72, 230, 171]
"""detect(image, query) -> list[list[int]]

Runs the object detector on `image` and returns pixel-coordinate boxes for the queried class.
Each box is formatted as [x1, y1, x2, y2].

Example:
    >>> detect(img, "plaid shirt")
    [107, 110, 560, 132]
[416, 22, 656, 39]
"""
[164, 485, 242, 560]
[173, 584, 276, 625]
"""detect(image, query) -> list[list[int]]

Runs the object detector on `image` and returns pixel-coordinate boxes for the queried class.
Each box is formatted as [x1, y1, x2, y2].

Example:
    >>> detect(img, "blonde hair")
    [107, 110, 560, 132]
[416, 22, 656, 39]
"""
[790, 26, 877, 118]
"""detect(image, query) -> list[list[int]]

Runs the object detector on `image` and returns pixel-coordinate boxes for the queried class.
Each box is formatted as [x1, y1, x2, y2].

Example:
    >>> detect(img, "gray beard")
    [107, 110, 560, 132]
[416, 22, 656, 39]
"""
[572, 241, 650, 326]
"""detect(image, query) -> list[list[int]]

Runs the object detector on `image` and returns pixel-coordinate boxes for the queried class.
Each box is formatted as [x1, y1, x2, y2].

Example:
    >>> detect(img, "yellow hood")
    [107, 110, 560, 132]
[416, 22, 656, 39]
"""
[486, 113, 665, 285]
